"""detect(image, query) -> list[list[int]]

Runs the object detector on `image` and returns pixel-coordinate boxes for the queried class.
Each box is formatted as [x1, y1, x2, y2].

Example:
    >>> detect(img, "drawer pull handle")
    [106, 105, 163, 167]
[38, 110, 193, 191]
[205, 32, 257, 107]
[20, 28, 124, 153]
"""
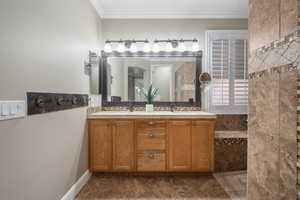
[148, 132, 156, 138]
[148, 121, 156, 126]
[148, 153, 155, 159]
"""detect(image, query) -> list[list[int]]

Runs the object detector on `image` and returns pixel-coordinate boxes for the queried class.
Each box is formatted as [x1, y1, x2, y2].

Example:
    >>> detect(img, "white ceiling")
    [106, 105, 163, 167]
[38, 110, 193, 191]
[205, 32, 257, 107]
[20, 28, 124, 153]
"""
[90, 0, 248, 19]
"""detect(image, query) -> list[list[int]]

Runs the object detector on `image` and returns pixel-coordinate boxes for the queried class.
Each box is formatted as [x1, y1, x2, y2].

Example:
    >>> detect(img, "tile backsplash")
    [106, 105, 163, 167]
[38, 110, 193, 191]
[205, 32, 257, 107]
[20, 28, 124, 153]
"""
[89, 95, 101, 107]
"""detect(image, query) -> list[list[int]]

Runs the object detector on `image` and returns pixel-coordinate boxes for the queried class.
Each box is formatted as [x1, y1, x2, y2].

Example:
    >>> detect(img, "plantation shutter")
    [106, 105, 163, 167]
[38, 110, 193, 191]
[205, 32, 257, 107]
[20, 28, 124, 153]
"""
[211, 39, 230, 106]
[207, 30, 248, 114]
[233, 39, 248, 106]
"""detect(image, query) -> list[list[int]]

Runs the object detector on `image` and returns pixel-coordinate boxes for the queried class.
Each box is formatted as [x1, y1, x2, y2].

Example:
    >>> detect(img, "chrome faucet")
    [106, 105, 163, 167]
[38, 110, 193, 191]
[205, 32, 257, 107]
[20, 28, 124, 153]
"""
[128, 103, 134, 112]
[170, 104, 176, 112]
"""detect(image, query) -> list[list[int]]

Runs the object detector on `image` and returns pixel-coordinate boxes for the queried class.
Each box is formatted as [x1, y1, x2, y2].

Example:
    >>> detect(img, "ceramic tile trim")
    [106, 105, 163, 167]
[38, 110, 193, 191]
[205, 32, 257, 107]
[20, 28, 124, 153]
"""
[297, 1, 300, 198]
[298, 65, 300, 199]
[249, 63, 298, 79]
[215, 138, 247, 146]
[252, 29, 300, 56]
[87, 106, 202, 113]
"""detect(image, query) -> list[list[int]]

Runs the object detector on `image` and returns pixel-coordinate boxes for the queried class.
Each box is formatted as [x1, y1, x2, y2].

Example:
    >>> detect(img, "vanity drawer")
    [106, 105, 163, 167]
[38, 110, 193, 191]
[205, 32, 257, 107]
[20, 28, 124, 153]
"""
[137, 130, 166, 151]
[137, 152, 166, 171]
[136, 120, 166, 129]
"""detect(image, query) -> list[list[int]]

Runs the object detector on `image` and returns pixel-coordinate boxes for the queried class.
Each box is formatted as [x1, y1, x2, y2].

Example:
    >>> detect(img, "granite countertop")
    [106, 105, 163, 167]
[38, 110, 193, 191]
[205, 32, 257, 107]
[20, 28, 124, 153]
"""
[88, 111, 217, 119]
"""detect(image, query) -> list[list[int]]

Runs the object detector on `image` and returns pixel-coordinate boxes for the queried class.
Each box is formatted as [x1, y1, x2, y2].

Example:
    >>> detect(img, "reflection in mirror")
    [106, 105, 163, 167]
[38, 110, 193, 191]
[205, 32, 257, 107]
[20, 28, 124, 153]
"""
[90, 61, 100, 94]
[106, 57, 196, 102]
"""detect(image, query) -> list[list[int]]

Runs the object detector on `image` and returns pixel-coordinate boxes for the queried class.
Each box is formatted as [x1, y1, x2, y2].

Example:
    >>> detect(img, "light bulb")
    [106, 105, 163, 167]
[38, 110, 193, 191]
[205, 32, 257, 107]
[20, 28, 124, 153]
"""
[104, 42, 112, 53]
[192, 41, 200, 52]
[117, 43, 125, 53]
[143, 43, 151, 52]
[178, 42, 186, 52]
[165, 42, 173, 52]
[130, 42, 138, 53]
[152, 43, 160, 53]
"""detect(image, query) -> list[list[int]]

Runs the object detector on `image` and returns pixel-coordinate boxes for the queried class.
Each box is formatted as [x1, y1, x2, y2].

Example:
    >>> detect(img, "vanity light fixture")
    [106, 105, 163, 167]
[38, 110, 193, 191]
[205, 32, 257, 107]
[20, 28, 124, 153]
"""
[178, 40, 186, 52]
[103, 39, 200, 53]
[192, 39, 200, 52]
[165, 41, 173, 52]
[152, 41, 160, 53]
[117, 42, 125, 53]
[104, 41, 112, 53]
[130, 41, 138, 53]
[143, 41, 151, 52]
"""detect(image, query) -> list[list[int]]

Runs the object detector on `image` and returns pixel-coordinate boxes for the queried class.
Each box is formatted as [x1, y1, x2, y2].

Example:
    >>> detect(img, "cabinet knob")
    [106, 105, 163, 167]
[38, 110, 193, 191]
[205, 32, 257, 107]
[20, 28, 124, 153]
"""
[148, 121, 156, 126]
[148, 132, 156, 138]
[148, 153, 155, 159]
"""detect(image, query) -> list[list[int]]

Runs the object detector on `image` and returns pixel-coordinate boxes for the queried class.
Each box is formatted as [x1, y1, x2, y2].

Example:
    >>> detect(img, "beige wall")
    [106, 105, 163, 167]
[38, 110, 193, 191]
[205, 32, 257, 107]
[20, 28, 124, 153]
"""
[0, 0, 101, 200]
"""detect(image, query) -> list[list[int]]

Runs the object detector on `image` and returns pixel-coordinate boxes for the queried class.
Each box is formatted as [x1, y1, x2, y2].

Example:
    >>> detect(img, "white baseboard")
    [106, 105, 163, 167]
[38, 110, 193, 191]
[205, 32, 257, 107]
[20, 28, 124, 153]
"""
[61, 170, 91, 200]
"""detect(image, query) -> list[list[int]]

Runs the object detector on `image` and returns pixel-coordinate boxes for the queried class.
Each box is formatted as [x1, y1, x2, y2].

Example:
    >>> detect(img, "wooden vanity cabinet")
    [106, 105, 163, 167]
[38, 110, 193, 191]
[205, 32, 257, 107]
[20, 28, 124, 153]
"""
[89, 120, 112, 171]
[191, 121, 214, 171]
[112, 120, 135, 171]
[136, 120, 167, 172]
[168, 120, 192, 171]
[89, 119, 214, 173]
[89, 120, 135, 172]
[168, 120, 214, 172]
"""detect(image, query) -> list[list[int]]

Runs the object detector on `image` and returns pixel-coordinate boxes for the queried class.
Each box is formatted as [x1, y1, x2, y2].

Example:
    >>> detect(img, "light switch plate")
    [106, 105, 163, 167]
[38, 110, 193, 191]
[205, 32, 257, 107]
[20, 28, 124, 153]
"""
[1, 102, 9, 116]
[0, 100, 26, 121]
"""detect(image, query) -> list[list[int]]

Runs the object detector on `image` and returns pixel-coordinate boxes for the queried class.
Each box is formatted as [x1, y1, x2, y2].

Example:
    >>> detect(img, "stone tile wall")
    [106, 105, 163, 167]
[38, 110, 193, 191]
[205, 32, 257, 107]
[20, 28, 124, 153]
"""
[248, 64, 298, 200]
[215, 138, 247, 172]
[249, 0, 299, 54]
[215, 115, 247, 131]
[248, 0, 299, 199]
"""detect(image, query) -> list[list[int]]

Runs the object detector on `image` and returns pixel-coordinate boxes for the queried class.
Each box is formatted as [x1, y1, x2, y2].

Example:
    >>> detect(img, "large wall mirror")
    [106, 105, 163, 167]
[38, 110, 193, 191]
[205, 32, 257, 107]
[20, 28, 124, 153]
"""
[100, 51, 202, 107]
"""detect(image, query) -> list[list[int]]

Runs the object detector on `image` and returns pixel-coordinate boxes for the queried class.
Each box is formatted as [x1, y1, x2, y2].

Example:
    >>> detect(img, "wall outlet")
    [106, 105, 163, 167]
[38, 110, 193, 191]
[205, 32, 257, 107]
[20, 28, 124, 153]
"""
[0, 101, 26, 121]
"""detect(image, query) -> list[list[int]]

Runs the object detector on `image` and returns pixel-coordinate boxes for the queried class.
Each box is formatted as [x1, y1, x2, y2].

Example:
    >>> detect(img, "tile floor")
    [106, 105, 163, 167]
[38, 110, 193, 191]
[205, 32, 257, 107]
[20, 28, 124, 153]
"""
[214, 171, 247, 200]
[76, 171, 247, 200]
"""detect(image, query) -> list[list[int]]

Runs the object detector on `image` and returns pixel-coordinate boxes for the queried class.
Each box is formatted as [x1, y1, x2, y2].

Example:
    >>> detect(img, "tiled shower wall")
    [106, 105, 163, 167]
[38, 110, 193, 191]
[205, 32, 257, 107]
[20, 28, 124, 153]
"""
[248, 0, 300, 199]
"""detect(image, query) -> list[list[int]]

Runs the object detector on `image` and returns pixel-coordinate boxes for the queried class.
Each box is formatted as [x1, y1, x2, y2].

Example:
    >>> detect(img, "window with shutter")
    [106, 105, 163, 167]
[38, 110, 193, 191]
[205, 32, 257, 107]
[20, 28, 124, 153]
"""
[206, 30, 248, 114]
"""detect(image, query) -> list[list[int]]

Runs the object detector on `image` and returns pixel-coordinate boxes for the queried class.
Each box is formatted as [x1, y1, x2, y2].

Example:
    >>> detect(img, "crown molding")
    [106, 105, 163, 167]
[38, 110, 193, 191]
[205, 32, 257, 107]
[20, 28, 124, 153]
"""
[101, 9, 248, 19]
[89, 0, 248, 19]
[89, 0, 104, 18]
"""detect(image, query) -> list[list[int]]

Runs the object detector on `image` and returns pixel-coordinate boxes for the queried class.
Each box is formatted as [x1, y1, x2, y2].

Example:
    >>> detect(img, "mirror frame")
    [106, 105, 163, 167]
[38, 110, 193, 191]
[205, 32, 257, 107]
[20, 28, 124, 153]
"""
[100, 50, 202, 108]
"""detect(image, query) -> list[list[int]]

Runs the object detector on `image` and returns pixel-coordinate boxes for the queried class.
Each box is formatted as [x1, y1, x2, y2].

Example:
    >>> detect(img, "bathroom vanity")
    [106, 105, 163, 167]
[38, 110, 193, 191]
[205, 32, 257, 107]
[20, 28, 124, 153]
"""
[88, 111, 216, 173]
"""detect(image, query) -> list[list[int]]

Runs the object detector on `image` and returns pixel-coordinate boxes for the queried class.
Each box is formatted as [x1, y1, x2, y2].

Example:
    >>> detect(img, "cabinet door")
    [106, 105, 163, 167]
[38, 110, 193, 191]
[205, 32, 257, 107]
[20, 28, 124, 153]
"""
[89, 120, 112, 171]
[112, 120, 135, 171]
[168, 120, 192, 171]
[191, 120, 214, 172]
